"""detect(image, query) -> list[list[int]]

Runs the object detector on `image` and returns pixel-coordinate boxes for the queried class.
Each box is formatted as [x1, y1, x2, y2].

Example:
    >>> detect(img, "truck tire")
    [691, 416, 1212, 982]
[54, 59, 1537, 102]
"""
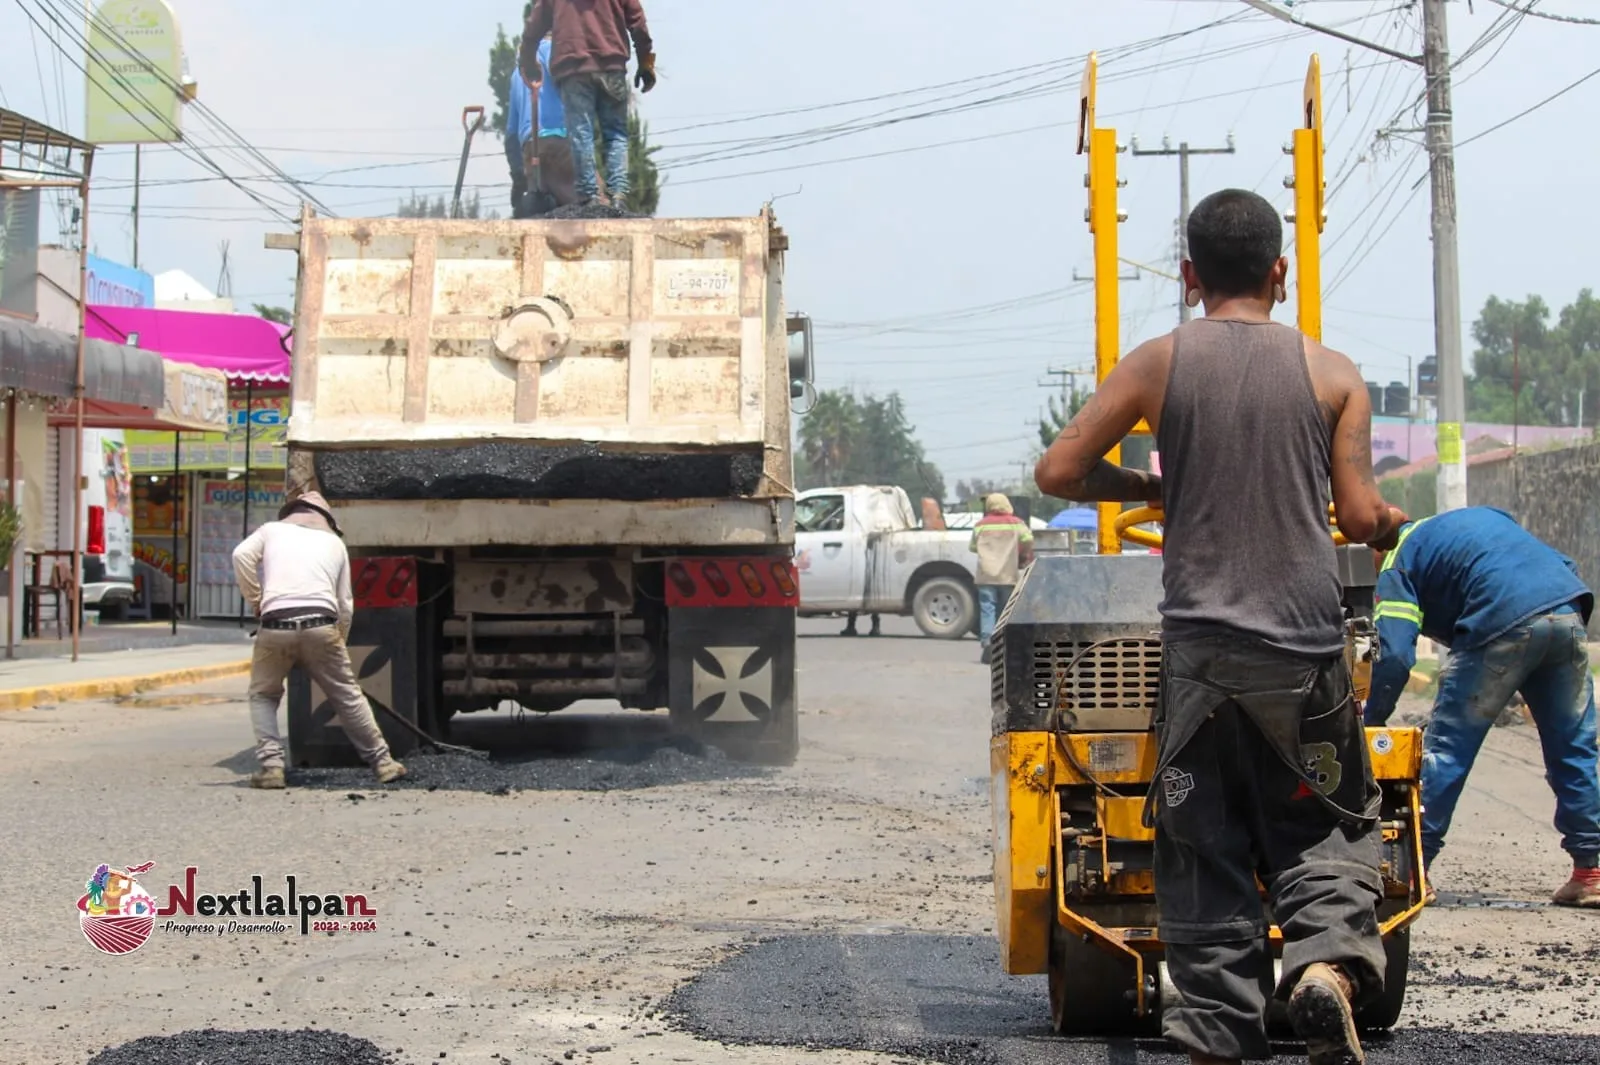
[911, 576, 975, 640]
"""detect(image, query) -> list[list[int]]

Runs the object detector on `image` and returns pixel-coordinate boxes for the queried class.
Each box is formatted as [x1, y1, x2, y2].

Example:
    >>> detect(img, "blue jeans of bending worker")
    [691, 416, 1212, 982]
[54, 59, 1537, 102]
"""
[978, 584, 1011, 644]
[1420, 604, 1600, 869]
[560, 71, 630, 204]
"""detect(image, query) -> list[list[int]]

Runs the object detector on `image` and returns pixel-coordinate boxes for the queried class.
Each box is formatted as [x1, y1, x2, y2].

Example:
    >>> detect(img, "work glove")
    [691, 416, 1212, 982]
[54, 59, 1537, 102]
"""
[635, 53, 657, 93]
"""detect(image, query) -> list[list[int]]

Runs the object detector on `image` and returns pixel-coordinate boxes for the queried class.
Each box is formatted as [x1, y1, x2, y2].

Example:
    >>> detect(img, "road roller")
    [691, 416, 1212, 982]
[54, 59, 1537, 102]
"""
[987, 533, 1430, 1034]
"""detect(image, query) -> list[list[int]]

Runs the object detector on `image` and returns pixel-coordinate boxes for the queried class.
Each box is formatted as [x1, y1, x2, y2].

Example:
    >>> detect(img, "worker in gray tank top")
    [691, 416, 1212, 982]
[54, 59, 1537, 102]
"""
[1036, 189, 1408, 1065]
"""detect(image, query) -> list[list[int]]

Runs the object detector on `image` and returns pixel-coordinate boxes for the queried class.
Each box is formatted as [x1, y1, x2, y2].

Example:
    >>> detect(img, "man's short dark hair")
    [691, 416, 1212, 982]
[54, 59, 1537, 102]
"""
[1186, 189, 1283, 297]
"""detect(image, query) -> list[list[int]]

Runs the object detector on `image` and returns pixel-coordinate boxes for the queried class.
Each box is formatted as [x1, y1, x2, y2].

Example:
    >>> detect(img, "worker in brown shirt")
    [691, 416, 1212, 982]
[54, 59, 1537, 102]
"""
[521, 0, 656, 210]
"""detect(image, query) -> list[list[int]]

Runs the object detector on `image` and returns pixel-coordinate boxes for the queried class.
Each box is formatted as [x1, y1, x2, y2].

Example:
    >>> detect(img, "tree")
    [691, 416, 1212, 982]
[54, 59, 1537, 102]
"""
[615, 113, 663, 216]
[1467, 291, 1600, 428]
[795, 389, 945, 504]
[397, 191, 483, 219]
[1036, 385, 1156, 481]
[487, 12, 526, 136]
[252, 304, 292, 325]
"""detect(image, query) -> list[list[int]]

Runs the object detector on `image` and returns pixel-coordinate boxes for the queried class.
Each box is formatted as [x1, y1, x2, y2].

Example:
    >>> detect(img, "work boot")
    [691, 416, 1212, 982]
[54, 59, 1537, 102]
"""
[374, 759, 408, 784]
[1553, 866, 1600, 908]
[868, 614, 882, 637]
[841, 614, 859, 637]
[980, 642, 992, 665]
[250, 767, 286, 790]
[1287, 963, 1364, 1065]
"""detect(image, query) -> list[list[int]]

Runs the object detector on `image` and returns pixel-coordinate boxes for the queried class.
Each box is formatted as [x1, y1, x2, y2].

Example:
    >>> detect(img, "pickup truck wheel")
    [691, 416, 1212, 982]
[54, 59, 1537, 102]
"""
[911, 577, 975, 640]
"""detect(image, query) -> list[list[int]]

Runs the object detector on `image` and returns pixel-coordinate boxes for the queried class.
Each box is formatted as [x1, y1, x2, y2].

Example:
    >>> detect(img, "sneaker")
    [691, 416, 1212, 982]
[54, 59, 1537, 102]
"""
[1287, 963, 1364, 1065]
[250, 767, 286, 790]
[373, 759, 408, 784]
[1553, 867, 1600, 908]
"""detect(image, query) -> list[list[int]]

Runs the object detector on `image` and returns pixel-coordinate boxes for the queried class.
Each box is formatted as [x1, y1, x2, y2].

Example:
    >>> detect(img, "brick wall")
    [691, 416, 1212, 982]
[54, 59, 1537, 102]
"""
[1469, 440, 1600, 635]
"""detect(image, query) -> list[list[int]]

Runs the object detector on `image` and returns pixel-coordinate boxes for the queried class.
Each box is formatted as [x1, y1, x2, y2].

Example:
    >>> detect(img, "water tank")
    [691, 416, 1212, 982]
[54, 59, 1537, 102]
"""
[1416, 356, 1438, 397]
[1383, 381, 1410, 418]
[1366, 382, 1384, 413]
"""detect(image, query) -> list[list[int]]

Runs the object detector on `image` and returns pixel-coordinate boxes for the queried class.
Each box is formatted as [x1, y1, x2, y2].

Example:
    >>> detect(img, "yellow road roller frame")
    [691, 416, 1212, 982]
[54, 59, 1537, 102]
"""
[993, 51, 1430, 1028]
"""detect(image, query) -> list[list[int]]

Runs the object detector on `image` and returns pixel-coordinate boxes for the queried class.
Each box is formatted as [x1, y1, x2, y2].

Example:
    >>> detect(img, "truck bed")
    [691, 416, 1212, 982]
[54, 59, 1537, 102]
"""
[280, 210, 793, 513]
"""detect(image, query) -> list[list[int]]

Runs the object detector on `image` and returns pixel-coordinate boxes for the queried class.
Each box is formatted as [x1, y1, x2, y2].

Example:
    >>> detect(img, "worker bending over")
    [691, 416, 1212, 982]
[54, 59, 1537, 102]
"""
[232, 492, 407, 790]
[1036, 188, 1405, 1065]
[1363, 506, 1600, 907]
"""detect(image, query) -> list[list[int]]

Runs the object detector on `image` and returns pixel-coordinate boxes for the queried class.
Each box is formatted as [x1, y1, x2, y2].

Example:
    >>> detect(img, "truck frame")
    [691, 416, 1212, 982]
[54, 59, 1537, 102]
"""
[268, 206, 813, 765]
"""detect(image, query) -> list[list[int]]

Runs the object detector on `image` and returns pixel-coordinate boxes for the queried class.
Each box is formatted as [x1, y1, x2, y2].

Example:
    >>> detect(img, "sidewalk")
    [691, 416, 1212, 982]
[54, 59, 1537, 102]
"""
[7, 620, 252, 660]
[0, 641, 252, 712]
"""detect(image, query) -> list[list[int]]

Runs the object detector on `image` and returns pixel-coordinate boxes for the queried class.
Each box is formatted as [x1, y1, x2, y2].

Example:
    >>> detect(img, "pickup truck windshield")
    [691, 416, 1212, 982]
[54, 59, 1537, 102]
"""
[796, 495, 845, 534]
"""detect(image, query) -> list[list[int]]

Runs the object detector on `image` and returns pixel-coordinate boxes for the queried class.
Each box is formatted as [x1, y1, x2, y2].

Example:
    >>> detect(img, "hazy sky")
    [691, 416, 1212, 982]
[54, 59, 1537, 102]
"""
[5, 0, 1598, 484]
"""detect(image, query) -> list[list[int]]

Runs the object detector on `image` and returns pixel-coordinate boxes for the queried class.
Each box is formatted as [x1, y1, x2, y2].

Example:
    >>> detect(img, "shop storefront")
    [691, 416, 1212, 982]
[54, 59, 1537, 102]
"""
[90, 304, 293, 620]
[126, 390, 288, 618]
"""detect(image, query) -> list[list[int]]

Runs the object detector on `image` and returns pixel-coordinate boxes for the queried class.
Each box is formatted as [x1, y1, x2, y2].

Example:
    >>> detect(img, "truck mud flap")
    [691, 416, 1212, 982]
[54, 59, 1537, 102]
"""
[664, 557, 801, 765]
[668, 606, 797, 765]
[287, 558, 429, 768]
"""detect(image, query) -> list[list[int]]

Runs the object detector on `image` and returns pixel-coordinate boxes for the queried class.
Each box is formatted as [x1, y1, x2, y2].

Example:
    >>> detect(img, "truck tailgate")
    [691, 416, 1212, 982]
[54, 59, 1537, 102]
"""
[286, 212, 778, 450]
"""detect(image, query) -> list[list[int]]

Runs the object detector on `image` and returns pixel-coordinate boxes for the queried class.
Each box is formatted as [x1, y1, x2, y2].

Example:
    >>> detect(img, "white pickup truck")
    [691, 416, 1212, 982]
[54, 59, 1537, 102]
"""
[794, 485, 982, 639]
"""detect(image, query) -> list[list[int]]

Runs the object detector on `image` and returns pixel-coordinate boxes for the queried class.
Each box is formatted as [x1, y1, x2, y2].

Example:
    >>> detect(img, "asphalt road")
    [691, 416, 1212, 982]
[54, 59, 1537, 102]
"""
[2, 615, 1597, 1065]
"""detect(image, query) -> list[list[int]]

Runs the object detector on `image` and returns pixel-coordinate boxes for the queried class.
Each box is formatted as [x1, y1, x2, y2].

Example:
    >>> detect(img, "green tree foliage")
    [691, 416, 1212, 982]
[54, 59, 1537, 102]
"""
[1467, 291, 1600, 428]
[487, 15, 524, 136]
[615, 114, 663, 216]
[1036, 385, 1156, 483]
[251, 304, 292, 326]
[795, 389, 945, 503]
[397, 191, 483, 219]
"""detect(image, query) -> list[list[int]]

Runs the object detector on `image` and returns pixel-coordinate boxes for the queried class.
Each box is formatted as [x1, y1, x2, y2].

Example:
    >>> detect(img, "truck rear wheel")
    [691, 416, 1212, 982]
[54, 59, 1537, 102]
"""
[911, 576, 975, 640]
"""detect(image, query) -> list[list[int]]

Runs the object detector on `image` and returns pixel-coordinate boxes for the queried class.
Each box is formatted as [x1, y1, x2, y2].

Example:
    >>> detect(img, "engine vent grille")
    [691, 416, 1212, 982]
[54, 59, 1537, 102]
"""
[1032, 638, 1162, 720]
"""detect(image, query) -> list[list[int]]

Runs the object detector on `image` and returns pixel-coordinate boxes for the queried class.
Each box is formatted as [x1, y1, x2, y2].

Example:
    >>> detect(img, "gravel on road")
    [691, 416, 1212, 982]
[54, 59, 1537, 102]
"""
[87, 1028, 395, 1065]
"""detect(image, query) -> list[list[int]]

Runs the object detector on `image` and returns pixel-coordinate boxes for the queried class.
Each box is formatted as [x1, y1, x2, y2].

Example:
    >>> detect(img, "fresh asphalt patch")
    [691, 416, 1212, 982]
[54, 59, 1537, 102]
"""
[86, 1028, 393, 1065]
[660, 932, 1600, 1064]
[288, 737, 769, 794]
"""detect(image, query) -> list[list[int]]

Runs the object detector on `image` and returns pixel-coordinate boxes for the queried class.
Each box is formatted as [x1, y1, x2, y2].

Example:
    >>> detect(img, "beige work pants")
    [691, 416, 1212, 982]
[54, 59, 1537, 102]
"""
[248, 626, 391, 770]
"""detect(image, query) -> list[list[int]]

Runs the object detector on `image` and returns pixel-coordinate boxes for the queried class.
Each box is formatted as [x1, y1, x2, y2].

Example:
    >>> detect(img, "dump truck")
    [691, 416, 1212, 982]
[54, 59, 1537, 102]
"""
[267, 206, 813, 766]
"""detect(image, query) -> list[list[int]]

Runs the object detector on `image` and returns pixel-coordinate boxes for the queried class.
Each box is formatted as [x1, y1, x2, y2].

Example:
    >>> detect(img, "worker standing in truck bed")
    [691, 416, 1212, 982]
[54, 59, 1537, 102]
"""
[1362, 506, 1600, 908]
[521, 0, 656, 210]
[1035, 188, 1407, 1065]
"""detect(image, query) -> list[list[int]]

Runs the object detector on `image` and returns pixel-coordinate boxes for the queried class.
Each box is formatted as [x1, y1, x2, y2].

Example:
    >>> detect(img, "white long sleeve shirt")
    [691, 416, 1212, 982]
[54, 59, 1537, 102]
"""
[232, 521, 353, 634]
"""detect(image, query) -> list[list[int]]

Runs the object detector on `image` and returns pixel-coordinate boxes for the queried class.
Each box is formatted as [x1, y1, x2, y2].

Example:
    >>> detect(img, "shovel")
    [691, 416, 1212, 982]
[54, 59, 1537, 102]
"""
[452, 105, 487, 220]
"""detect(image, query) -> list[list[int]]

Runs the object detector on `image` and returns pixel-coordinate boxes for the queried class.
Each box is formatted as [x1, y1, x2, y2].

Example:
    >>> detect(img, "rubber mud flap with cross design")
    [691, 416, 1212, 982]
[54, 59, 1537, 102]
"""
[667, 605, 798, 766]
[287, 605, 423, 768]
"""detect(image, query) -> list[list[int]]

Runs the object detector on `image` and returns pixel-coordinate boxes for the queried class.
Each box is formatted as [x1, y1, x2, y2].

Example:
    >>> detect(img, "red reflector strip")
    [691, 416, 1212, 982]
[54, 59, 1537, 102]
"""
[353, 557, 419, 609]
[665, 557, 799, 609]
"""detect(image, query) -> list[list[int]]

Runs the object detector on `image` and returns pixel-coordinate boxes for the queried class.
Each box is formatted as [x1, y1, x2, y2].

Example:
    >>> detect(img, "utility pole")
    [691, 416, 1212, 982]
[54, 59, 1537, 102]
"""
[1241, 0, 1465, 514]
[1131, 135, 1236, 323]
[1422, 0, 1467, 513]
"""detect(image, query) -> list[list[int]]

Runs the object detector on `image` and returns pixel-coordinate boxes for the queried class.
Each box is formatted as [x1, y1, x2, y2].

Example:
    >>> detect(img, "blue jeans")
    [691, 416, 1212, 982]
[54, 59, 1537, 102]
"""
[978, 584, 1011, 643]
[1421, 606, 1600, 868]
[559, 72, 630, 203]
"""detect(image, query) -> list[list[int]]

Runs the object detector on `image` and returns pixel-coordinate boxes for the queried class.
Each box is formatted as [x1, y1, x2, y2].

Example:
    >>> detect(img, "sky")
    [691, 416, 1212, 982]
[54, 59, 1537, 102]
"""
[5, 0, 1600, 486]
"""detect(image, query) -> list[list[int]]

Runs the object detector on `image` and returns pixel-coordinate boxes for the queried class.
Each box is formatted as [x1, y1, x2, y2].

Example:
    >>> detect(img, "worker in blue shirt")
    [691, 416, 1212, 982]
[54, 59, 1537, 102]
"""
[1364, 506, 1600, 908]
[505, 25, 577, 217]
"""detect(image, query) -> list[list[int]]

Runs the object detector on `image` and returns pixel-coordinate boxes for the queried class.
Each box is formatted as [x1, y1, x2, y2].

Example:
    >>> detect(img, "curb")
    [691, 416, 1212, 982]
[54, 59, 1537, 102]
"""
[0, 660, 251, 713]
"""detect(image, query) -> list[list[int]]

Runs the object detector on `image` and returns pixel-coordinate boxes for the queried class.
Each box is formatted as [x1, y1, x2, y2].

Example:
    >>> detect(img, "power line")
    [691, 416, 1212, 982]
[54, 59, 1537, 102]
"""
[1456, 64, 1600, 150]
[1481, 0, 1600, 26]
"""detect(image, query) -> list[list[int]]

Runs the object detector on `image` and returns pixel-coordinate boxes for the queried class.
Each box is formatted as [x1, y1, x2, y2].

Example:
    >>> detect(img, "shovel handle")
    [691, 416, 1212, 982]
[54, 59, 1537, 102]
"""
[462, 105, 486, 134]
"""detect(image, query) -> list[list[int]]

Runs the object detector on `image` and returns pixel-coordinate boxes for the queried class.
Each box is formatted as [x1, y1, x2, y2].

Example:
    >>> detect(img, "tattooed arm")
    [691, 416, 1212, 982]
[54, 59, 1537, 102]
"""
[1324, 345, 1404, 547]
[1035, 343, 1163, 504]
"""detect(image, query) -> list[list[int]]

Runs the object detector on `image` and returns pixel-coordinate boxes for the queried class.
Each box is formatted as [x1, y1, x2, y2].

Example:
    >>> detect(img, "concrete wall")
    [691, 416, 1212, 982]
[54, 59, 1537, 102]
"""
[1469, 440, 1600, 635]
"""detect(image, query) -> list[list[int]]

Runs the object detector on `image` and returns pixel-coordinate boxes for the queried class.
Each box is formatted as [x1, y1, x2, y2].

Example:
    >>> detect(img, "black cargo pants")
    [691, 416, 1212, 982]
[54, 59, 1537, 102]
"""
[1150, 634, 1387, 1061]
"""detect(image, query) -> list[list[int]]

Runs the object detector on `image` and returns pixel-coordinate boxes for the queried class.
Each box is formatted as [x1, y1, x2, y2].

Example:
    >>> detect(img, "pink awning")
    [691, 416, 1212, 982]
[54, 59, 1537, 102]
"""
[84, 305, 291, 385]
